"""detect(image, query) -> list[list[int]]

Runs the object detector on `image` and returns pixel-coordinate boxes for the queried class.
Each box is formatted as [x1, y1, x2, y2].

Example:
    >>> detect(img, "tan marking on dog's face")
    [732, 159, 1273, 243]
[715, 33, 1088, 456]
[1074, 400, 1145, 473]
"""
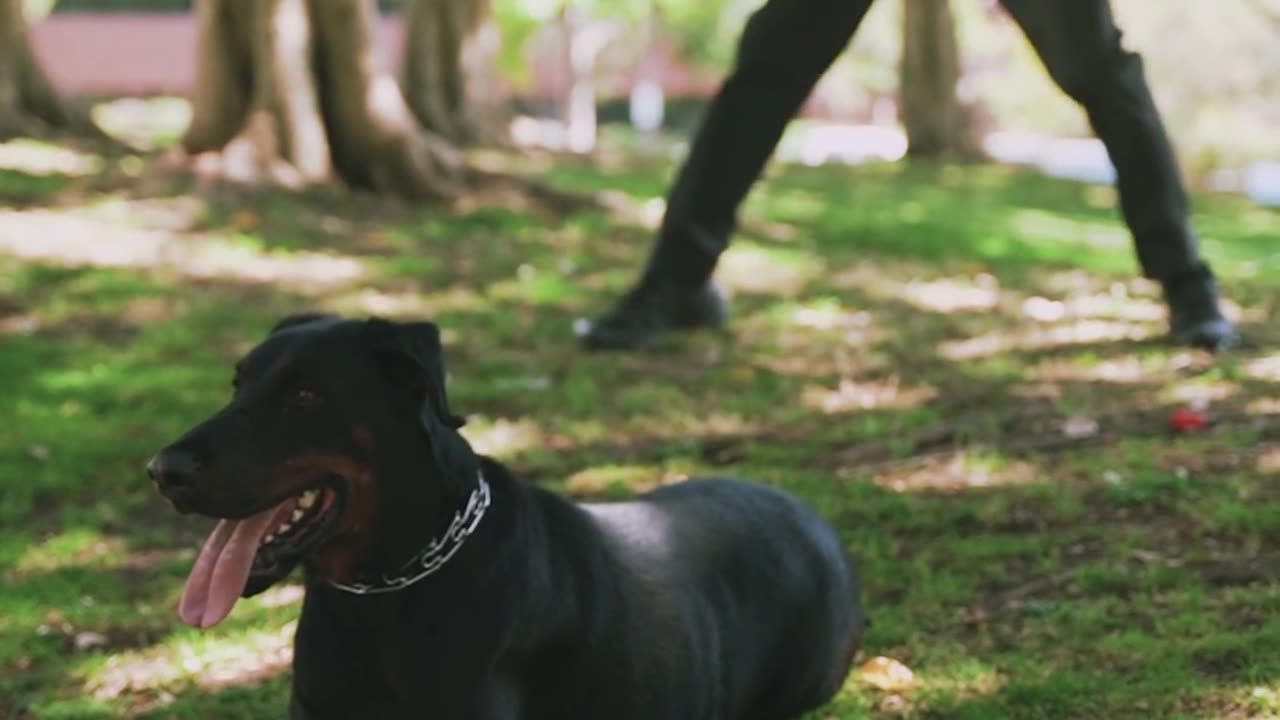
[351, 426, 375, 454]
[274, 453, 380, 582]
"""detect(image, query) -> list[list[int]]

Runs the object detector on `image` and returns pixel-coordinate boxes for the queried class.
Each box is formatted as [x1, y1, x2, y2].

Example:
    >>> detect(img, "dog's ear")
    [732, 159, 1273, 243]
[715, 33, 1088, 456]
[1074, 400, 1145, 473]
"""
[366, 318, 477, 495]
[269, 312, 339, 336]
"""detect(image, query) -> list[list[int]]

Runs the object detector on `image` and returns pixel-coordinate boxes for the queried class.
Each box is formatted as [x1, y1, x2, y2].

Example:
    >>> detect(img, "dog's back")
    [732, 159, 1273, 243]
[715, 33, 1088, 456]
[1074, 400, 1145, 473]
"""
[568, 477, 866, 719]
[150, 315, 864, 719]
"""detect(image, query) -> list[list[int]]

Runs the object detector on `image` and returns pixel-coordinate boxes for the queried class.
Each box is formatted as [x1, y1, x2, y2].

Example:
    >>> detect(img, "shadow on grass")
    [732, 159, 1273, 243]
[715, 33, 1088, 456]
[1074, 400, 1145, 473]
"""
[2, 151, 1278, 718]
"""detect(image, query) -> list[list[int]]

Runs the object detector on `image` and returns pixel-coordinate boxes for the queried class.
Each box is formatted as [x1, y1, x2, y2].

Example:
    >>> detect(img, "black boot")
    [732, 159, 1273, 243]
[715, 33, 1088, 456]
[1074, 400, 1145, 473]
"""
[578, 282, 728, 351]
[1161, 263, 1238, 351]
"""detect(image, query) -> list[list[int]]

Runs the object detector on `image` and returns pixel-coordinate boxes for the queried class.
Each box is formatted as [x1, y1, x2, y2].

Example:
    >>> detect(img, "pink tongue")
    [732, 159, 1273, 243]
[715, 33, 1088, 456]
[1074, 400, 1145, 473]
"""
[179, 499, 295, 628]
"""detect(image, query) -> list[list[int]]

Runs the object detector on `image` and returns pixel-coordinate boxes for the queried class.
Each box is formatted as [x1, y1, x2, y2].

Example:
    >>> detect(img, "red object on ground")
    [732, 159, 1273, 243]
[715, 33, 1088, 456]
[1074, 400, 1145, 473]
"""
[1169, 407, 1209, 433]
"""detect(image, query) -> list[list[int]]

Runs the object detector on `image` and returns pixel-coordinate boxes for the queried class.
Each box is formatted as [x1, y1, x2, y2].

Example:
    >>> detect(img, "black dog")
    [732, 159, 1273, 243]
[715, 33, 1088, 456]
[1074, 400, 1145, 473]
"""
[148, 314, 867, 719]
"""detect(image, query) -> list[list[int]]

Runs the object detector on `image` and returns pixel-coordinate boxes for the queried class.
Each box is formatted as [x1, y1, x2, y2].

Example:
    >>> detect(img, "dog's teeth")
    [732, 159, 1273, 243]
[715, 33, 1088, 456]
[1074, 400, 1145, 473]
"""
[278, 522, 292, 535]
[298, 492, 316, 509]
[264, 533, 276, 543]
[291, 507, 305, 522]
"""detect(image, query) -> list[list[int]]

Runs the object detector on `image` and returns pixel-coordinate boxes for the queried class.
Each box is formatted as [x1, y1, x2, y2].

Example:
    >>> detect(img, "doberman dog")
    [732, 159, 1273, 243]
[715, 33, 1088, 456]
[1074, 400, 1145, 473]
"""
[148, 313, 867, 719]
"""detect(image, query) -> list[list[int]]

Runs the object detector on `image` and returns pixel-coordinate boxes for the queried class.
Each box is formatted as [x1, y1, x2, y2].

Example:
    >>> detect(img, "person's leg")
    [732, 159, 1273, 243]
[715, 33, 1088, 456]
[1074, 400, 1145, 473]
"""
[580, 0, 875, 350]
[998, 0, 1237, 349]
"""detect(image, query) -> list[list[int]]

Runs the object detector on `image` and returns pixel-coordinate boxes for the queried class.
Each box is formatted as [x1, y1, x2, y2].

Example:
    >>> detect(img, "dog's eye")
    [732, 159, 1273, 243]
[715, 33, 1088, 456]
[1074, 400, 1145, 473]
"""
[295, 388, 322, 408]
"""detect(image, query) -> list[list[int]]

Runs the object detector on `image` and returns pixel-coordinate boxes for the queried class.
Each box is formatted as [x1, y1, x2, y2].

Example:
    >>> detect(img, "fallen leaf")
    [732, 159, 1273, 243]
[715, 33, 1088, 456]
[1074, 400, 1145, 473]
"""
[1022, 296, 1066, 322]
[231, 210, 260, 232]
[1061, 415, 1099, 439]
[75, 631, 108, 651]
[858, 656, 916, 692]
[879, 693, 909, 713]
[1170, 407, 1209, 433]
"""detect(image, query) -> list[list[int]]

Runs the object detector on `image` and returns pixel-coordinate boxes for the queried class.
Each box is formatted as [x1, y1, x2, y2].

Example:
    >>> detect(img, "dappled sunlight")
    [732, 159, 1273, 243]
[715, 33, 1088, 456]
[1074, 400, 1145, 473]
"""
[883, 656, 1008, 713]
[1247, 398, 1280, 416]
[738, 296, 886, 378]
[802, 376, 937, 415]
[1028, 348, 1238, 391]
[1258, 449, 1280, 475]
[462, 417, 546, 458]
[1036, 356, 1153, 384]
[826, 261, 927, 294]
[566, 464, 684, 498]
[487, 264, 581, 308]
[0, 312, 39, 335]
[939, 319, 1156, 361]
[757, 333, 887, 380]
[856, 452, 1042, 493]
[1019, 290, 1165, 324]
[13, 530, 180, 578]
[329, 287, 436, 318]
[637, 196, 666, 229]
[787, 299, 875, 334]
[754, 187, 829, 224]
[254, 584, 305, 610]
[863, 262, 1169, 330]
[592, 194, 668, 231]
[14, 530, 125, 577]
[0, 139, 104, 177]
[718, 242, 824, 296]
[738, 216, 801, 245]
[1175, 684, 1280, 720]
[1161, 380, 1239, 407]
[92, 97, 192, 151]
[778, 122, 907, 167]
[901, 274, 1001, 314]
[0, 207, 367, 291]
[614, 411, 760, 450]
[1007, 208, 1129, 250]
[5, 133, 1277, 718]
[88, 620, 295, 701]
[331, 285, 489, 319]
[5, 293, 190, 338]
[1244, 355, 1280, 383]
[40, 362, 144, 393]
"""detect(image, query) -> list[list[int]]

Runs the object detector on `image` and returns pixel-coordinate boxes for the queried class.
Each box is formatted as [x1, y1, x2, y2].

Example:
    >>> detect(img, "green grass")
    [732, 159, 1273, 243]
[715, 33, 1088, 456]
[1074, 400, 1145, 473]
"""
[1, 133, 1278, 720]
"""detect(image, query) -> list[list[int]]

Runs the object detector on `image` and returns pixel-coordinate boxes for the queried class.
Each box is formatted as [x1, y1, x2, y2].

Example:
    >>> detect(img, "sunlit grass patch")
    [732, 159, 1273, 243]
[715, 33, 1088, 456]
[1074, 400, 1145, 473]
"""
[0, 138, 104, 178]
[563, 464, 680, 498]
[2, 145, 1277, 718]
[717, 241, 827, 297]
[92, 96, 192, 151]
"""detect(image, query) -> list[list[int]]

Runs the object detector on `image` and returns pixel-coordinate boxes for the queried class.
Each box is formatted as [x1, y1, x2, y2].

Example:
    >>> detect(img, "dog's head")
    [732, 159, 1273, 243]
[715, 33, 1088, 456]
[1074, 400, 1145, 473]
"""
[147, 314, 478, 627]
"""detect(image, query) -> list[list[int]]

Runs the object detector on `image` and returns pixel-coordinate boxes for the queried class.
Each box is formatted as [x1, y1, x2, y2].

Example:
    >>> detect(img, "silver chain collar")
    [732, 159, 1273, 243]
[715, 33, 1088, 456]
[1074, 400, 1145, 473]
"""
[326, 471, 492, 595]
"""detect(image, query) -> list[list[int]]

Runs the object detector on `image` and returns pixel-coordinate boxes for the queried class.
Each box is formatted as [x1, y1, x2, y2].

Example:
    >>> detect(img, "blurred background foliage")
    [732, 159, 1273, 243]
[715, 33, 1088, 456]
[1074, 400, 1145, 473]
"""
[22, 0, 1280, 179]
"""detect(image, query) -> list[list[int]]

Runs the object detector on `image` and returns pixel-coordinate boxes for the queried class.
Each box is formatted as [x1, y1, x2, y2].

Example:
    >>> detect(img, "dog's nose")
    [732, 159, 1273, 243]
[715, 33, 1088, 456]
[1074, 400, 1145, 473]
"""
[147, 449, 201, 493]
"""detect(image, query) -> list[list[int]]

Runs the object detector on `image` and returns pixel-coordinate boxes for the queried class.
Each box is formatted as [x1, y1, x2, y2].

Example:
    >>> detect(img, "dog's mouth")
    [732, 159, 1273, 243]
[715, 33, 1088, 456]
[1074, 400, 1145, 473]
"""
[178, 482, 344, 629]
[251, 486, 342, 572]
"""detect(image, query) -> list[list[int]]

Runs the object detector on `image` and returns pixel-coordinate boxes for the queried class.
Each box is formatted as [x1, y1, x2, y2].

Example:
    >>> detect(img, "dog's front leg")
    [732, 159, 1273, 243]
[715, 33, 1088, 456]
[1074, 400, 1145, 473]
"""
[474, 674, 521, 720]
[288, 688, 400, 720]
[400, 672, 520, 720]
[287, 691, 313, 720]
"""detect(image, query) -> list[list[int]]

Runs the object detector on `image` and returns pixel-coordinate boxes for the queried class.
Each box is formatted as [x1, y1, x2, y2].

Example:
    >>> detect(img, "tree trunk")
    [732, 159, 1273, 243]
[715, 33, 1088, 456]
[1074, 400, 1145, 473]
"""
[400, 0, 503, 146]
[182, 0, 463, 198]
[0, 0, 87, 139]
[557, 5, 601, 155]
[899, 0, 983, 159]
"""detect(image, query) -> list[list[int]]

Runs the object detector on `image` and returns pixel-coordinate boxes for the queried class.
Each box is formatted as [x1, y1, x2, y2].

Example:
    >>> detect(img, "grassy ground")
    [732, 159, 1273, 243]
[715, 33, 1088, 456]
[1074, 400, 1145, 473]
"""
[1, 130, 1278, 720]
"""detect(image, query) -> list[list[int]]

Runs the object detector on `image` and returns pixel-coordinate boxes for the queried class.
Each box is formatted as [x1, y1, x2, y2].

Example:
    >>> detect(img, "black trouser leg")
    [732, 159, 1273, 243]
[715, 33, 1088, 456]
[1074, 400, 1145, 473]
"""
[642, 0, 875, 289]
[998, 0, 1201, 280]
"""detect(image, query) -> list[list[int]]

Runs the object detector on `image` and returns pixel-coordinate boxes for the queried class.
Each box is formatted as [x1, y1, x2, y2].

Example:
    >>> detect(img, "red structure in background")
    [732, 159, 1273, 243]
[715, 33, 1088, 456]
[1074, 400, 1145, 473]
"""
[29, 12, 719, 101]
